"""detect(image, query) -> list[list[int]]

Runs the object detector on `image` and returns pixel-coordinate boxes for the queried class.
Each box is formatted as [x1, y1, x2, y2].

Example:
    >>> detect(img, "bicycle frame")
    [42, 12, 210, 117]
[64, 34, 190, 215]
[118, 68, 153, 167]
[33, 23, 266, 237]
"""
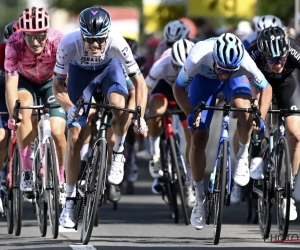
[7, 131, 17, 190]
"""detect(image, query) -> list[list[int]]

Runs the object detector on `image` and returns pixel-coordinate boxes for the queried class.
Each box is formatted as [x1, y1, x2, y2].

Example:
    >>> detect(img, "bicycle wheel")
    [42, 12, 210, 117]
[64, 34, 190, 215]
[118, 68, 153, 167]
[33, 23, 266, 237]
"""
[12, 144, 23, 236]
[45, 137, 59, 239]
[33, 139, 47, 237]
[275, 137, 291, 239]
[160, 136, 178, 222]
[169, 136, 189, 225]
[81, 139, 107, 245]
[213, 140, 227, 245]
[4, 171, 13, 234]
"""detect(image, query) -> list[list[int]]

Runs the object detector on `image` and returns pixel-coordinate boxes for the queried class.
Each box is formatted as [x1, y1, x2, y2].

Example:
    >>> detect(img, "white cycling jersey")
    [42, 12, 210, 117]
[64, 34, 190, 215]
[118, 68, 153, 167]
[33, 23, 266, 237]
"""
[54, 28, 139, 77]
[175, 38, 269, 90]
[146, 48, 177, 90]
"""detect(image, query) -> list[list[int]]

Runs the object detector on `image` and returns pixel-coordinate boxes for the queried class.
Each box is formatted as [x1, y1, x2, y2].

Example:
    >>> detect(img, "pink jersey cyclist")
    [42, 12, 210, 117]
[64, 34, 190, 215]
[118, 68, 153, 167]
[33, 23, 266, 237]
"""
[5, 28, 63, 84]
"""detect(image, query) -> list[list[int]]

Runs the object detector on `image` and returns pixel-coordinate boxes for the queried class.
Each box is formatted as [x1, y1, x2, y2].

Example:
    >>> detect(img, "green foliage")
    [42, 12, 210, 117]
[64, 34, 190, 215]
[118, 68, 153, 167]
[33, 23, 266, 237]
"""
[50, 0, 142, 14]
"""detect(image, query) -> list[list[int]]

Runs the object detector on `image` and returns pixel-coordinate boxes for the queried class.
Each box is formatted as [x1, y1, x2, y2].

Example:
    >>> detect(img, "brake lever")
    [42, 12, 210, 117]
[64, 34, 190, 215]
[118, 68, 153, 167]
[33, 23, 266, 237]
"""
[72, 95, 85, 122]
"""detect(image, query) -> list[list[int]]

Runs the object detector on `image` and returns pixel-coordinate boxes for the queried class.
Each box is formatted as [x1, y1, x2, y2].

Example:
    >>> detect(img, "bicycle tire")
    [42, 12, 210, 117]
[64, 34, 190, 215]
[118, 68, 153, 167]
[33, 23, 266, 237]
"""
[246, 142, 254, 222]
[169, 136, 189, 225]
[5, 164, 13, 234]
[213, 140, 227, 245]
[33, 139, 47, 237]
[276, 137, 291, 239]
[12, 144, 23, 236]
[45, 137, 59, 239]
[160, 137, 178, 222]
[81, 139, 107, 245]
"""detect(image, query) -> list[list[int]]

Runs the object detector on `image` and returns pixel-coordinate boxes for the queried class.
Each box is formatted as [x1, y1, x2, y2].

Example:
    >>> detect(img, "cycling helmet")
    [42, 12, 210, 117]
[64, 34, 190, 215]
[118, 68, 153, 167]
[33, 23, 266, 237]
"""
[163, 20, 190, 43]
[4, 21, 19, 40]
[255, 15, 283, 32]
[171, 39, 194, 66]
[257, 27, 289, 58]
[79, 7, 111, 36]
[124, 37, 138, 54]
[19, 7, 50, 32]
[213, 33, 245, 69]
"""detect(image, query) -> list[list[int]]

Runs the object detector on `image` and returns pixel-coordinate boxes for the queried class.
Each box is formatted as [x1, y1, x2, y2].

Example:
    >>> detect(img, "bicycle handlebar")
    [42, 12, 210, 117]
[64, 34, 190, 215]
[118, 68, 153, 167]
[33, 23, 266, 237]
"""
[267, 109, 300, 114]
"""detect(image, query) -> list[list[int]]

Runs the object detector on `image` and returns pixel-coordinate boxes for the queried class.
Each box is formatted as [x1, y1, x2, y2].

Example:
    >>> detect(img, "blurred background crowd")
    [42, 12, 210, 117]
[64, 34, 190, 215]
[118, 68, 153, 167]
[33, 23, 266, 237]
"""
[0, 0, 299, 74]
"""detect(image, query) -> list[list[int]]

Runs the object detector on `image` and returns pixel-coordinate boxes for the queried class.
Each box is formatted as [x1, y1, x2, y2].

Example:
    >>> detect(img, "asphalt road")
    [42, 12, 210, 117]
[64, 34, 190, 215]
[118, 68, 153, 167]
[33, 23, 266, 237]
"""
[1, 111, 300, 250]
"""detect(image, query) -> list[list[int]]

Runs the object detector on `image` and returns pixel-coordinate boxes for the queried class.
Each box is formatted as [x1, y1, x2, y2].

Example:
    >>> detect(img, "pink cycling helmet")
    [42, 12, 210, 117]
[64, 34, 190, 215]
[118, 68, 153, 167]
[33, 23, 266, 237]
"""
[19, 7, 50, 32]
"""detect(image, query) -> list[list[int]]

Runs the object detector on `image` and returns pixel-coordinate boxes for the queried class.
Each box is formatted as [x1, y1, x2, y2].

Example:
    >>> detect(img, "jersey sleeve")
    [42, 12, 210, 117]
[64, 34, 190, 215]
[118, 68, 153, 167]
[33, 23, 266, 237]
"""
[4, 32, 20, 77]
[54, 35, 75, 80]
[239, 50, 269, 90]
[145, 55, 169, 91]
[288, 38, 300, 70]
[175, 41, 204, 88]
[112, 33, 140, 77]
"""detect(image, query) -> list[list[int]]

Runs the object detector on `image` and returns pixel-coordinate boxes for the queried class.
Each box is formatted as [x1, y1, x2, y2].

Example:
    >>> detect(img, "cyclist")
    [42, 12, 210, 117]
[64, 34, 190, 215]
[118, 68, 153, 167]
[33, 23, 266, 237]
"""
[247, 26, 300, 220]
[243, 15, 283, 49]
[231, 14, 284, 204]
[146, 39, 196, 207]
[173, 33, 272, 229]
[53, 7, 147, 228]
[154, 20, 199, 62]
[5, 7, 67, 194]
[0, 21, 19, 214]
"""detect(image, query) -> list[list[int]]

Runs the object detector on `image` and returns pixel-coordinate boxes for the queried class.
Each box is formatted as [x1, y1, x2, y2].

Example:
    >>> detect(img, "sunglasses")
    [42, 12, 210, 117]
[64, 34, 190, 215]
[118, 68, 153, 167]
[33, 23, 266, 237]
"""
[23, 32, 47, 43]
[265, 56, 287, 65]
[172, 63, 182, 73]
[214, 60, 239, 74]
[82, 35, 107, 44]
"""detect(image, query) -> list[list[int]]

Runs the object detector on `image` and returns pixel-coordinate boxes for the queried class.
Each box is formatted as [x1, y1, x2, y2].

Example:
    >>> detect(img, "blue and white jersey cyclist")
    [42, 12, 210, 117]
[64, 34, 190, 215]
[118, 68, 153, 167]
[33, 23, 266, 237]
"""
[53, 7, 148, 229]
[173, 33, 272, 230]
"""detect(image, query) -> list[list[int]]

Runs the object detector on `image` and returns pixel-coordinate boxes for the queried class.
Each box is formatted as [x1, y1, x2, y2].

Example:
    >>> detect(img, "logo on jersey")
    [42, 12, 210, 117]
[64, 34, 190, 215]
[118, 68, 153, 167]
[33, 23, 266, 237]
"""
[289, 47, 300, 61]
[291, 105, 298, 110]
[57, 48, 68, 59]
[122, 47, 130, 57]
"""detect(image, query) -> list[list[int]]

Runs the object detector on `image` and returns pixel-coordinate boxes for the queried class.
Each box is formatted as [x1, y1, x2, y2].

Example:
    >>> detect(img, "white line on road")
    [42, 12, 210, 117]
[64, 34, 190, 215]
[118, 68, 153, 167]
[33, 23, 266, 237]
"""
[69, 245, 97, 250]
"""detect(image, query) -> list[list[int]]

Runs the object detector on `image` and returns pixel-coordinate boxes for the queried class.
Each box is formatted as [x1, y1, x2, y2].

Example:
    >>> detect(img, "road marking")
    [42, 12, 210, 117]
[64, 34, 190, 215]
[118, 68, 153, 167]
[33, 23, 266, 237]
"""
[69, 245, 97, 250]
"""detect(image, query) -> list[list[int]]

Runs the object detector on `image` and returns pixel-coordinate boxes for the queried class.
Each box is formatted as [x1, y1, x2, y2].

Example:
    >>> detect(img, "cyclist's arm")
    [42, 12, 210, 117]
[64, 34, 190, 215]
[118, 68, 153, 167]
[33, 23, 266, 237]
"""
[53, 76, 73, 111]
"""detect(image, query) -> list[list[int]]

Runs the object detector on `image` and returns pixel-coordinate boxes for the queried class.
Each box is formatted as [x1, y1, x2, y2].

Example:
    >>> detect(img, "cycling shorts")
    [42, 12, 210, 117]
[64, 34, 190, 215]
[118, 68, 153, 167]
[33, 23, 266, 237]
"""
[67, 58, 129, 129]
[18, 75, 66, 119]
[150, 79, 187, 127]
[189, 74, 252, 130]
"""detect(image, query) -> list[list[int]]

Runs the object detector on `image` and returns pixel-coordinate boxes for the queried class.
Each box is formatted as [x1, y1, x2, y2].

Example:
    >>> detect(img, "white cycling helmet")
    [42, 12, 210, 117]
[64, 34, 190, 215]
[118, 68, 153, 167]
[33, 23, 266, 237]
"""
[171, 39, 194, 66]
[164, 20, 190, 44]
[255, 15, 283, 32]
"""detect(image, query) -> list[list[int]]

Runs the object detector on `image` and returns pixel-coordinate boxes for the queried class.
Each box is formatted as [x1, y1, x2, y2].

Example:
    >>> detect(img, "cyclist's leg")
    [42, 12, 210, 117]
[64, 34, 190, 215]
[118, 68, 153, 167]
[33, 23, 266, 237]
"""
[188, 74, 220, 229]
[272, 76, 300, 220]
[60, 63, 98, 228]
[224, 76, 252, 187]
[147, 80, 170, 179]
[99, 58, 130, 185]
[16, 78, 35, 191]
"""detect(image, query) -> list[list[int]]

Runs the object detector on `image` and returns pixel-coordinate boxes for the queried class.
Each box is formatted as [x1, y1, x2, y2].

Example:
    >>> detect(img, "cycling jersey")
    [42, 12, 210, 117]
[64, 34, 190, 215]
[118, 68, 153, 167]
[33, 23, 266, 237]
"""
[54, 29, 140, 79]
[146, 48, 177, 90]
[154, 37, 199, 62]
[243, 31, 257, 49]
[5, 29, 63, 84]
[247, 37, 300, 82]
[175, 38, 269, 91]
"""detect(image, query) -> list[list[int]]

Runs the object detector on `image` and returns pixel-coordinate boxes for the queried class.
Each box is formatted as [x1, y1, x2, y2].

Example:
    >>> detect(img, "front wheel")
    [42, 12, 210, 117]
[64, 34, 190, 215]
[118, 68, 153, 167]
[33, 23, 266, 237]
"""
[276, 137, 291, 239]
[213, 140, 227, 245]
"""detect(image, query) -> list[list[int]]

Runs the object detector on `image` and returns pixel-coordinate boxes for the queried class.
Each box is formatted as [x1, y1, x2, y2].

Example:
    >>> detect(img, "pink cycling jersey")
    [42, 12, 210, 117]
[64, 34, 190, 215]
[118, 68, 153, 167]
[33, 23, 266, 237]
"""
[5, 29, 63, 84]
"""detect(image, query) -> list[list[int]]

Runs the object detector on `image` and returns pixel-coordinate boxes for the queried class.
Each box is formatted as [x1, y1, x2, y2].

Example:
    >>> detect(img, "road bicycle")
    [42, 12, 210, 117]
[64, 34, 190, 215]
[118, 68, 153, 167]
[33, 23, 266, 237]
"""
[192, 99, 261, 245]
[13, 99, 61, 239]
[72, 92, 141, 245]
[252, 106, 300, 240]
[146, 101, 189, 225]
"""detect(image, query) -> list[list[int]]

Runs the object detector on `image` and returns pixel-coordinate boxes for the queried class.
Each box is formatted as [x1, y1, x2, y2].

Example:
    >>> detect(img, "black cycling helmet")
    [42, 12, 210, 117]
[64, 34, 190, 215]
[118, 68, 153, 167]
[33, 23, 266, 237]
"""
[4, 21, 19, 40]
[79, 7, 111, 36]
[257, 27, 290, 58]
[124, 37, 138, 54]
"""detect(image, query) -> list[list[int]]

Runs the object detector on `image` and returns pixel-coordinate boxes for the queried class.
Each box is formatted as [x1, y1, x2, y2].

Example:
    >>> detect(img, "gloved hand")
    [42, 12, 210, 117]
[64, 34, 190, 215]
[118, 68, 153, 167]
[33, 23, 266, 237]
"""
[187, 112, 201, 130]
[133, 117, 148, 135]
[67, 105, 78, 121]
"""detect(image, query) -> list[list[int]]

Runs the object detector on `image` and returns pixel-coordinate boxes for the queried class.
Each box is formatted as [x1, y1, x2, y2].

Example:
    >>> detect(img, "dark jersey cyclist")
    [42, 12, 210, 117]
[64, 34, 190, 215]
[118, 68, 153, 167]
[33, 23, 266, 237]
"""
[247, 26, 300, 221]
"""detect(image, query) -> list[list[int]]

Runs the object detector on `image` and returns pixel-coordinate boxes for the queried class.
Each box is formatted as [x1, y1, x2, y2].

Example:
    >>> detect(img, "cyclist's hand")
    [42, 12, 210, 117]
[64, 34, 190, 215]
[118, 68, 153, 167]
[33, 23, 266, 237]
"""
[253, 117, 265, 134]
[8, 114, 22, 131]
[187, 112, 201, 130]
[133, 117, 148, 135]
[67, 105, 83, 122]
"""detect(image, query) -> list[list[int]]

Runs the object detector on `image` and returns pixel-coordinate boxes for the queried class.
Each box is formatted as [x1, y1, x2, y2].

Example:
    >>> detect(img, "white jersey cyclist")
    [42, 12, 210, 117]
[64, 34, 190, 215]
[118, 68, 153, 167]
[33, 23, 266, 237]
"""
[55, 27, 139, 77]
[176, 37, 268, 90]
